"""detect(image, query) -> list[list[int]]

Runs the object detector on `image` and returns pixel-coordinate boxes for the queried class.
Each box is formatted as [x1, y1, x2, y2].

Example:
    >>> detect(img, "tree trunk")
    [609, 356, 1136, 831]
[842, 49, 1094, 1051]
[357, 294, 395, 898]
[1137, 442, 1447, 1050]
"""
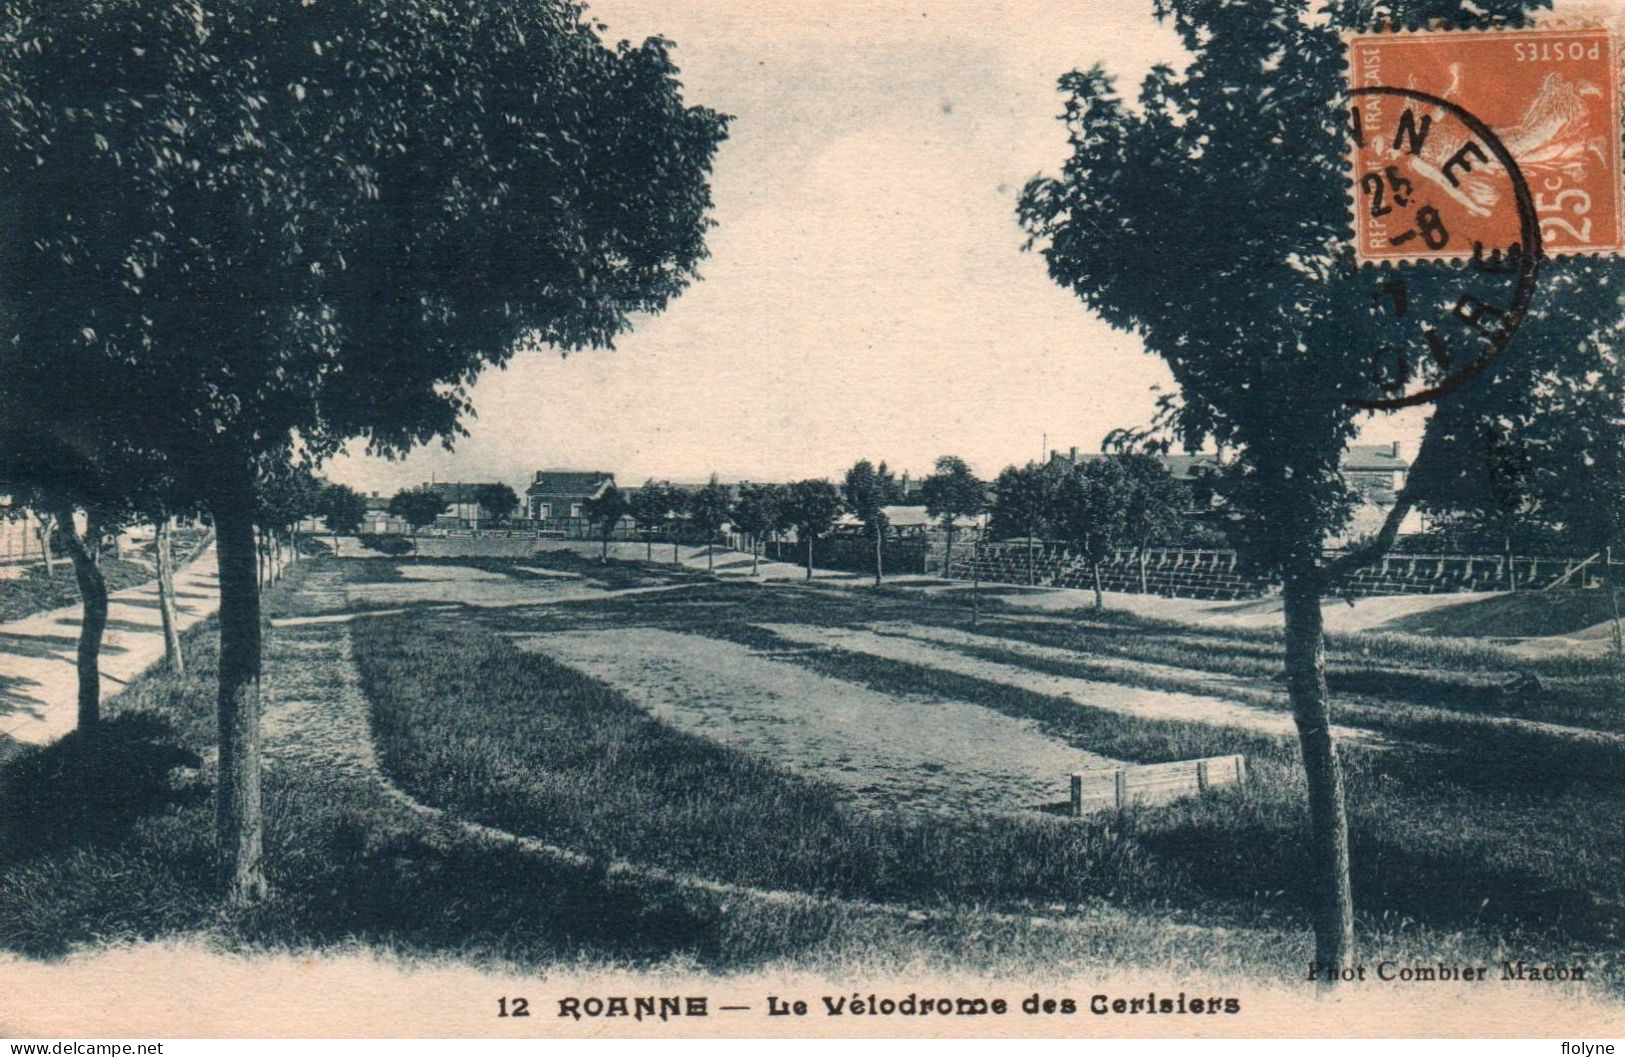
[156, 519, 184, 676]
[942, 522, 954, 578]
[1503, 533, 1516, 592]
[602, 532, 609, 564]
[972, 541, 980, 628]
[873, 521, 883, 586]
[1139, 543, 1149, 595]
[673, 534, 680, 566]
[34, 515, 55, 578]
[55, 504, 107, 738]
[1282, 564, 1355, 976]
[647, 535, 653, 562]
[1091, 558, 1105, 610]
[211, 478, 269, 905]
[707, 533, 714, 571]
[1027, 534, 1036, 586]
[752, 537, 760, 576]
[805, 537, 814, 581]
[1608, 547, 1623, 665]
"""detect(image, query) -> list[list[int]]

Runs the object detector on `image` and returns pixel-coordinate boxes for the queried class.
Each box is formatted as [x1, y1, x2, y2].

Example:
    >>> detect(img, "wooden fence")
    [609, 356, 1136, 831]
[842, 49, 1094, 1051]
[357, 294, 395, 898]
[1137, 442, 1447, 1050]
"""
[1070, 754, 1246, 816]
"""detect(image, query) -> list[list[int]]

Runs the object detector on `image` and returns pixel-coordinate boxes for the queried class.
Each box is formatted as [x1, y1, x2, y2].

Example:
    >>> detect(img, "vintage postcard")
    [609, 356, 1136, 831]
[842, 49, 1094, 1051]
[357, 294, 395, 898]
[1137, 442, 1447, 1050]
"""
[3, 0, 1625, 1044]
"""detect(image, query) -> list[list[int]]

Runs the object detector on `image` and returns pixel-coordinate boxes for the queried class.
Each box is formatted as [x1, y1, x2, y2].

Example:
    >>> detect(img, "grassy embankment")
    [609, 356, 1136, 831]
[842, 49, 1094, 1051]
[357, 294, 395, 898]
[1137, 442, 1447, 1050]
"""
[2, 552, 1620, 984]
[350, 557, 1625, 985]
[0, 557, 1299, 977]
[1381, 586, 1625, 640]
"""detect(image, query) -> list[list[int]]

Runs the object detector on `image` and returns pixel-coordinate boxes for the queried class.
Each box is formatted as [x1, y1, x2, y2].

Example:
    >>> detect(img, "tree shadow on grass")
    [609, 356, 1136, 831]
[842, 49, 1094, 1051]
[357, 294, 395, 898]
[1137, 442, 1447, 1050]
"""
[257, 823, 729, 968]
[1132, 789, 1609, 945]
[0, 711, 205, 862]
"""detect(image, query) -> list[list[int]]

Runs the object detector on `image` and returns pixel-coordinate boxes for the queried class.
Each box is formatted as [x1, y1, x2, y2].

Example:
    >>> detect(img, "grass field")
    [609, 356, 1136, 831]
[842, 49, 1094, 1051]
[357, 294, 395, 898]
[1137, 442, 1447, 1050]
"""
[0, 527, 213, 624]
[2, 551, 1622, 991]
[0, 557, 153, 624]
[1380, 587, 1625, 640]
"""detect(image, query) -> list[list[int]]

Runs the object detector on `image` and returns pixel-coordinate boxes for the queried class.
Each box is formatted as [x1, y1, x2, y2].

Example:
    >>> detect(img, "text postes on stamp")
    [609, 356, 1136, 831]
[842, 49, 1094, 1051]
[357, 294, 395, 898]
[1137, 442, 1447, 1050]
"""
[1348, 24, 1623, 263]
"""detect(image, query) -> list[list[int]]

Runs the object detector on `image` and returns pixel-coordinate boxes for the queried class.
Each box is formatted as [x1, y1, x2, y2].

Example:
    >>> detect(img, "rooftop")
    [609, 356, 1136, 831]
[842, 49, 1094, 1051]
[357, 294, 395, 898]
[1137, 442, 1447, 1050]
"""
[527, 470, 615, 496]
[1056, 442, 1408, 479]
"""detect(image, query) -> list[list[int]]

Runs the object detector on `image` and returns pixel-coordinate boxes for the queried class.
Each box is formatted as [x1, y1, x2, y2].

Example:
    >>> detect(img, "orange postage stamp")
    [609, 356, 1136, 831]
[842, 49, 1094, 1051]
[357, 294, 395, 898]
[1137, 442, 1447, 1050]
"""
[1347, 23, 1624, 262]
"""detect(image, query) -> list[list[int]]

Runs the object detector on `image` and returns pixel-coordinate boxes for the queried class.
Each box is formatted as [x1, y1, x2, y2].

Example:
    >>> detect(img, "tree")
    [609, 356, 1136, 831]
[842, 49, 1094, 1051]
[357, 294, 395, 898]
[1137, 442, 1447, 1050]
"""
[315, 482, 369, 556]
[0, 0, 727, 902]
[843, 459, 895, 586]
[582, 483, 631, 564]
[0, 501, 56, 579]
[256, 463, 323, 586]
[473, 483, 519, 527]
[1537, 360, 1625, 557]
[990, 462, 1063, 541]
[1016, 0, 1625, 970]
[780, 479, 843, 581]
[1118, 452, 1186, 594]
[1410, 413, 1539, 588]
[687, 476, 732, 572]
[990, 461, 1066, 584]
[630, 479, 674, 563]
[148, 487, 205, 678]
[875, 461, 907, 504]
[1051, 460, 1130, 610]
[0, 432, 149, 738]
[667, 487, 692, 566]
[729, 482, 781, 576]
[919, 455, 986, 577]
[388, 486, 448, 547]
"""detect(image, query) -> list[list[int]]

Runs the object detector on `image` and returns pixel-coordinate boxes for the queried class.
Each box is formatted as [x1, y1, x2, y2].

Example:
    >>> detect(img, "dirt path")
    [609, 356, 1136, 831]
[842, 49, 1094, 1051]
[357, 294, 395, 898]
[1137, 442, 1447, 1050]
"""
[339, 563, 712, 611]
[0, 545, 220, 753]
[509, 625, 1120, 814]
[760, 622, 1380, 745]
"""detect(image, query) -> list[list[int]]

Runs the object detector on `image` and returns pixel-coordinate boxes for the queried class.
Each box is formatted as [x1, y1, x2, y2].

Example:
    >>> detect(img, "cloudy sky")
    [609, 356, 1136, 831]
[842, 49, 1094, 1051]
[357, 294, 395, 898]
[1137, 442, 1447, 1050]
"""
[329, 0, 1415, 496]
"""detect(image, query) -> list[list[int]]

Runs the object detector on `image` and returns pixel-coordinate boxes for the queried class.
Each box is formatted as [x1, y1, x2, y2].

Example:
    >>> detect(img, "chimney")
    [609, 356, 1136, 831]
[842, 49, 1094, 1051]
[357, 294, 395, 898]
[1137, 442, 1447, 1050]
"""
[1391, 441, 1401, 458]
[1069, 446, 1078, 463]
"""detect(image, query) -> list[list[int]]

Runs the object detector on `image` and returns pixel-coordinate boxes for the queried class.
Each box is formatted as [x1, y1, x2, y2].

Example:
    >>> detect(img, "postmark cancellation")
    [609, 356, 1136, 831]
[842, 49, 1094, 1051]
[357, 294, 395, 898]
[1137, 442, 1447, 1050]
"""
[1347, 21, 1625, 262]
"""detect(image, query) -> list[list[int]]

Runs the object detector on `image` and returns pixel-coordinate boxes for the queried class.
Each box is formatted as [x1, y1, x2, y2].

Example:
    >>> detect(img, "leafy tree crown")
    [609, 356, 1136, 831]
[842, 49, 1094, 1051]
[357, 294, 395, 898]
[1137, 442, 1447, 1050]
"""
[1015, 0, 1622, 569]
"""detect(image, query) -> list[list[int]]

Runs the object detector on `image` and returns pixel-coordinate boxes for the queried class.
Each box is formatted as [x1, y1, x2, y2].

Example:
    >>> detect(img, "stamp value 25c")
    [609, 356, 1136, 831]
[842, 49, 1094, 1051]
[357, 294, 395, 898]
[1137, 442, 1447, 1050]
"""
[1348, 23, 1624, 263]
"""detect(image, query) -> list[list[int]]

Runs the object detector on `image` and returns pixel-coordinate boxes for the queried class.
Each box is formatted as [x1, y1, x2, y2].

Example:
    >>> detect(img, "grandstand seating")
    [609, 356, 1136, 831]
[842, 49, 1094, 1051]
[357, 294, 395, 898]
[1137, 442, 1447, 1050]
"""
[943, 543, 1607, 601]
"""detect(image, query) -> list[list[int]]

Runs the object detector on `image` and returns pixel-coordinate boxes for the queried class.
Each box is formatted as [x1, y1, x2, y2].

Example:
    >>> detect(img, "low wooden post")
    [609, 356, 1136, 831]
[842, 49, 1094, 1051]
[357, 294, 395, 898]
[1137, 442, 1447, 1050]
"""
[1070, 774, 1084, 818]
[1234, 755, 1247, 790]
[1114, 769, 1127, 810]
[1196, 759, 1210, 793]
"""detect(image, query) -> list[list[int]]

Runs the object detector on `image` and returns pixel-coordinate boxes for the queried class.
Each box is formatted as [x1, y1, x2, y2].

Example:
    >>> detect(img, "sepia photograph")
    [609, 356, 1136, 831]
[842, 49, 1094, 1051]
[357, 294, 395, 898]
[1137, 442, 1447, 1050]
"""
[1, 0, 1624, 1042]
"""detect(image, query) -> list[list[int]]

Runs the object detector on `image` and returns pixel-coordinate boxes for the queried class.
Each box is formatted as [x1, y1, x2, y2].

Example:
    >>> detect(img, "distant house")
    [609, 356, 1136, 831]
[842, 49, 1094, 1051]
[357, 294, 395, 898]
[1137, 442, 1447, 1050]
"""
[525, 470, 615, 522]
[362, 492, 411, 535]
[1049, 442, 1418, 544]
[834, 504, 980, 536]
[423, 481, 518, 529]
